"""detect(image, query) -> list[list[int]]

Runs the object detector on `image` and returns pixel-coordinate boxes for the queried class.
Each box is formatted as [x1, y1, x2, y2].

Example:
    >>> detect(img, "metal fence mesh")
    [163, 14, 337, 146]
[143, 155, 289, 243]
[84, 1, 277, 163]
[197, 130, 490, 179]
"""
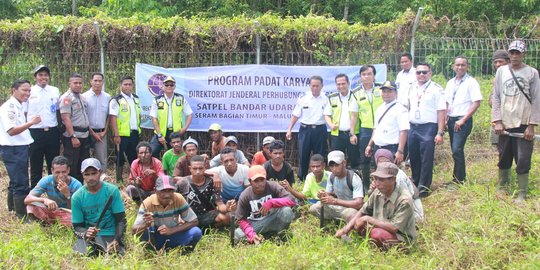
[0, 37, 538, 164]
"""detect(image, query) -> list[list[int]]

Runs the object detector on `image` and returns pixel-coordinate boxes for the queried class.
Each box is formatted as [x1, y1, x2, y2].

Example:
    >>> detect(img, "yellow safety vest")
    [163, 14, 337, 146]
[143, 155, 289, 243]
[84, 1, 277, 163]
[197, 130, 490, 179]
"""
[328, 92, 353, 136]
[351, 87, 383, 131]
[154, 93, 185, 135]
[114, 94, 141, 136]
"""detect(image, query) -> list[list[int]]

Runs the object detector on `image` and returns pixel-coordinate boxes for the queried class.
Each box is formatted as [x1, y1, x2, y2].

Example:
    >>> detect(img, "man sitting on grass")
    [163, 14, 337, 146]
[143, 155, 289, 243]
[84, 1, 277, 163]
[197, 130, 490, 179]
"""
[177, 155, 233, 230]
[24, 156, 82, 226]
[132, 175, 202, 253]
[335, 162, 416, 250]
[234, 165, 296, 244]
[280, 154, 329, 204]
[263, 140, 295, 185]
[161, 132, 185, 176]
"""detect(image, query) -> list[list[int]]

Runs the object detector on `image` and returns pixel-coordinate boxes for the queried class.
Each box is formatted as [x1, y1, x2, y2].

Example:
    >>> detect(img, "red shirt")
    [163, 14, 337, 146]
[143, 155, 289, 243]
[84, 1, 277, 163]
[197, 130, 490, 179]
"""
[130, 157, 165, 191]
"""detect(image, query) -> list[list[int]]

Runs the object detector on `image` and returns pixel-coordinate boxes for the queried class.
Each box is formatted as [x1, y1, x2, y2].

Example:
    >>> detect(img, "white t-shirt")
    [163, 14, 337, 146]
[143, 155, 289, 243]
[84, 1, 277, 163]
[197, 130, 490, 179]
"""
[207, 164, 250, 201]
[326, 171, 364, 200]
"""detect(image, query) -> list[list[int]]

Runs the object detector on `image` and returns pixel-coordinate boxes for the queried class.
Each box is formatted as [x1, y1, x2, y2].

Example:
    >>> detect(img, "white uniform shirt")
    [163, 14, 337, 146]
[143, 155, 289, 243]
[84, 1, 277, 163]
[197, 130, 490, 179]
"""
[0, 96, 34, 145]
[323, 91, 352, 131]
[373, 100, 410, 146]
[292, 91, 328, 125]
[444, 74, 483, 117]
[82, 89, 111, 129]
[408, 80, 446, 124]
[109, 92, 139, 130]
[396, 68, 416, 106]
[149, 94, 193, 128]
[24, 84, 60, 128]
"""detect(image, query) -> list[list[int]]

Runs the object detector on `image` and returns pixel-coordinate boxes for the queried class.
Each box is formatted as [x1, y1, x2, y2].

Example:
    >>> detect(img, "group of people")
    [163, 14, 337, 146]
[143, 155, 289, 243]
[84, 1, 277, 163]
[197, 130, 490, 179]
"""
[0, 39, 537, 255]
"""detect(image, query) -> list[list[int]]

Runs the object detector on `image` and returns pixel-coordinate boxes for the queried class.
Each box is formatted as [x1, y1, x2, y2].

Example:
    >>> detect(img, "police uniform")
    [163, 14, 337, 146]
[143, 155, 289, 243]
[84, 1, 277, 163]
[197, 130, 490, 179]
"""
[109, 91, 140, 171]
[25, 83, 60, 188]
[406, 80, 446, 195]
[291, 91, 329, 181]
[0, 96, 34, 216]
[149, 92, 192, 157]
[82, 89, 111, 167]
[323, 91, 360, 169]
[60, 90, 90, 182]
[350, 84, 384, 182]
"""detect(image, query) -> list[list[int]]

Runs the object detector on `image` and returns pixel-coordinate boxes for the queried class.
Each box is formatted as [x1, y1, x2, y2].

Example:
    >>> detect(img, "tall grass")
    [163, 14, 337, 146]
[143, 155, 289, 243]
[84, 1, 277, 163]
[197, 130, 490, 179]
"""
[0, 76, 538, 269]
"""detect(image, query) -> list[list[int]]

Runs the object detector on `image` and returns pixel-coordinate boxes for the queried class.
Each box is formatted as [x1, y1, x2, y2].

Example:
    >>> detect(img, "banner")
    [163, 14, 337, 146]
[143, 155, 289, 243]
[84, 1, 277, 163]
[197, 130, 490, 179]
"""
[135, 63, 387, 132]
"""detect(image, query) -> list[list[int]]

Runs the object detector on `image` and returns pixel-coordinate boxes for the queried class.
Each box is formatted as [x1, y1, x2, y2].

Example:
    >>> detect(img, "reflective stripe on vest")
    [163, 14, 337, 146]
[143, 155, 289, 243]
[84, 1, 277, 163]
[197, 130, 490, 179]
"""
[352, 88, 383, 130]
[328, 93, 348, 136]
[155, 94, 184, 135]
[117, 96, 141, 136]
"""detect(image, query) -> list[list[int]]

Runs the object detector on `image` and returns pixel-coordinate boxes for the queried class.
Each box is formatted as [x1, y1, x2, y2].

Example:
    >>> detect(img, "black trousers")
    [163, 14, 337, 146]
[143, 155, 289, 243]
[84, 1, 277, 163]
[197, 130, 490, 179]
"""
[29, 127, 60, 188]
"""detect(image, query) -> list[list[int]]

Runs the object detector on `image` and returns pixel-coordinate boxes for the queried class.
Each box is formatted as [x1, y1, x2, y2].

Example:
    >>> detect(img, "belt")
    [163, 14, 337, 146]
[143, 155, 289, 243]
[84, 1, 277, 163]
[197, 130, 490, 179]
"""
[300, 124, 325, 128]
[410, 122, 436, 127]
[167, 128, 173, 131]
[92, 128, 105, 133]
[73, 126, 89, 132]
[448, 116, 464, 119]
[338, 130, 350, 135]
[30, 127, 58, 132]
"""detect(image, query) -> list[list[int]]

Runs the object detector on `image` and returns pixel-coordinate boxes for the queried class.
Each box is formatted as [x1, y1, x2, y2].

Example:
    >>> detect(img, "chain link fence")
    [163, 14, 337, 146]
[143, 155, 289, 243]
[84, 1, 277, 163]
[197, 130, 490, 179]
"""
[0, 37, 538, 164]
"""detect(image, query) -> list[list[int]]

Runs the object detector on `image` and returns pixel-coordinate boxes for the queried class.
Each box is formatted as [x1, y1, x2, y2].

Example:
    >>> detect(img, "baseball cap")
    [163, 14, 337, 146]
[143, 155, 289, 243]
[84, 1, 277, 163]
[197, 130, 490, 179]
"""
[328, 150, 345, 165]
[371, 162, 399, 178]
[33, 65, 50, 76]
[182, 137, 198, 149]
[248, 165, 267, 180]
[164, 76, 176, 83]
[81, 158, 101, 172]
[493, 49, 510, 61]
[224, 135, 238, 146]
[380, 81, 397, 91]
[508, 40, 526, 53]
[208, 123, 222, 132]
[262, 136, 275, 146]
[155, 175, 176, 191]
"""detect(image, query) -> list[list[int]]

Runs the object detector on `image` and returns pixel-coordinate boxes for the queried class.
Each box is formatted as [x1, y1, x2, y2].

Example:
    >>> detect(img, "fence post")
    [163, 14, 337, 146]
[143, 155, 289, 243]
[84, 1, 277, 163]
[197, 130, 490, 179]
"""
[93, 21, 106, 91]
[410, 7, 424, 62]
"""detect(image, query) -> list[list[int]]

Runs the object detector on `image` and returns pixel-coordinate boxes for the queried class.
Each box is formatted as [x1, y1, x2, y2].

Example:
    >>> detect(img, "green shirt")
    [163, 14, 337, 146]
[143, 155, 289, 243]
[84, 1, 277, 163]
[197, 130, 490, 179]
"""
[360, 186, 416, 243]
[71, 181, 126, 236]
[302, 170, 330, 200]
[162, 149, 186, 176]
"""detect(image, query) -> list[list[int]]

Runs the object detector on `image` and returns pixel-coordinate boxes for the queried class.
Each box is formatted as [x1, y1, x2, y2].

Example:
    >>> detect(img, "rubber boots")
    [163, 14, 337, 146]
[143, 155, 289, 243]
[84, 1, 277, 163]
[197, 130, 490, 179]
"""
[7, 192, 14, 212]
[497, 169, 510, 191]
[13, 195, 27, 221]
[516, 173, 529, 202]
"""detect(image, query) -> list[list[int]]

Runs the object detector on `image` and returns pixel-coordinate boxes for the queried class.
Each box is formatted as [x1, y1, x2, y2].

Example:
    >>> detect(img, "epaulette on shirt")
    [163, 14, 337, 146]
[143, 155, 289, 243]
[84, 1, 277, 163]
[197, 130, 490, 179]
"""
[328, 92, 340, 98]
[154, 92, 183, 101]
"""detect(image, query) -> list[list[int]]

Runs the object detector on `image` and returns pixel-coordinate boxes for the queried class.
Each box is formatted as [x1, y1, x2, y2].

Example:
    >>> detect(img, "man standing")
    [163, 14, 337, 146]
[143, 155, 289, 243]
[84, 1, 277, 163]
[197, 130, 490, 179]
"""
[72, 158, 127, 256]
[335, 162, 416, 250]
[109, 76, 140, 182]
[489, 50, 511, 145]
[309, 151, 364, 222]
[26, 65, 60, 188]
[324, 74, 359, 169]
[82, 72, 111, 168]
[60, 74, 91, 182]
[406, 63, 446, 197]
[0, 80, 41, 219]
[132, 176, 202, 252]
[125, 142, 165, 202]
[395, 53, 416, 104]
[161, 132, 185, 176]
[445, 56, 482, 184]
[286, 75, 329, 181]
[365, 81, 409, 165]
[350, 65, 384, 184]
[234, 165, 296, 244]
[208, 123, 225, 158]
[149, 76, 193, 158]
[492, 40, 540, 202]
[24, 156, 82, 226]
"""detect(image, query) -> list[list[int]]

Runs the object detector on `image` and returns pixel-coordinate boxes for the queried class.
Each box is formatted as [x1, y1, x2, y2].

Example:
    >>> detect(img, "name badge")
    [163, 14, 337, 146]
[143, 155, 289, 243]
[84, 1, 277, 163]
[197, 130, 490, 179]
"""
[176, 99, 181, 106]
[157, 101, 164, 109]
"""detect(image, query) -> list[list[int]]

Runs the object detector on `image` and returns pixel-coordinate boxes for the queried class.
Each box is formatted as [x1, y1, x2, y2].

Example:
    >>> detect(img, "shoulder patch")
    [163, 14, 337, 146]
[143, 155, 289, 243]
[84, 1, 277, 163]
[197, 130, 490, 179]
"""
[7, 111, 16, 121]
[63, 97, 71, 105]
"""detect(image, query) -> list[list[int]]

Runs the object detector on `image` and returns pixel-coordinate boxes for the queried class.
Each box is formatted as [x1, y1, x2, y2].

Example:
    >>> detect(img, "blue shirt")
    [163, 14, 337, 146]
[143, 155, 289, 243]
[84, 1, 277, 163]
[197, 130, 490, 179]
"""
[30, 175, 82, 208]
[71, 181, 125, 236]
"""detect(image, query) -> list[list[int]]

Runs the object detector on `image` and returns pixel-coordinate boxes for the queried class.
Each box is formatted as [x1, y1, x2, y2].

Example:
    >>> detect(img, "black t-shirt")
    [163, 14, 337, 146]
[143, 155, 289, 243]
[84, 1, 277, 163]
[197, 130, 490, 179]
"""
[263, 160, 295, 185]
[177, 175, 221, 215]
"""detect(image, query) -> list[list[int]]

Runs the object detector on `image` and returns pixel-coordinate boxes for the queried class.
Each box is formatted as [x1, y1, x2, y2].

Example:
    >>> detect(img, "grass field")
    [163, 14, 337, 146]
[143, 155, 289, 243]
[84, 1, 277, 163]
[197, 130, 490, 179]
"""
[0, 77, 539, 269]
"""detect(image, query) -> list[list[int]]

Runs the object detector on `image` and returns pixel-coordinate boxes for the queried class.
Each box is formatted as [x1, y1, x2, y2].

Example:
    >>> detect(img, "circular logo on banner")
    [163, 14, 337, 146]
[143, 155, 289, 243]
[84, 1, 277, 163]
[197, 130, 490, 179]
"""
[147, 73, 167, 96]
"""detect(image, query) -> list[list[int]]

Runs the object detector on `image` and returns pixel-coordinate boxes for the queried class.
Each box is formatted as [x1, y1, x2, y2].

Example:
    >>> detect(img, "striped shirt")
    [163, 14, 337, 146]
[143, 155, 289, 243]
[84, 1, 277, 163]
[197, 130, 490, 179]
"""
[134, 192, 197, 228]
[30, 175, 82, 208]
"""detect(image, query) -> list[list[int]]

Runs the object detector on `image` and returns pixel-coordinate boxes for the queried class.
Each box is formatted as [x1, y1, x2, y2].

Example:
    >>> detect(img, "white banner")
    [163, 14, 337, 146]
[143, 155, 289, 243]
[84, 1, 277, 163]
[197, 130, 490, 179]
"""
[135, 63, 387, 132]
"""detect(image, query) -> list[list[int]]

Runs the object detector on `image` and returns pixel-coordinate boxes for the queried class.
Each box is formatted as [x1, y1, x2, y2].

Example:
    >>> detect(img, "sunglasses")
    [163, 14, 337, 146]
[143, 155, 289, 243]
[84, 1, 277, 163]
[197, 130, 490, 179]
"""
[164, 84, 175, 87]
[416, 70, 430, 75]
